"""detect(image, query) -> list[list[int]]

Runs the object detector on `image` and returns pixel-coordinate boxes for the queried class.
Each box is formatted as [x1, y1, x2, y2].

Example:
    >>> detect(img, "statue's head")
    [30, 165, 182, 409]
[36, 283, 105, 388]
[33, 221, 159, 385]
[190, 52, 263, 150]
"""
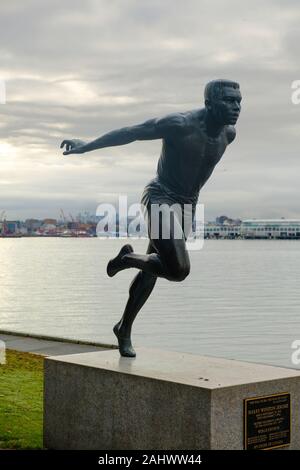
[204, 79, 241, 125]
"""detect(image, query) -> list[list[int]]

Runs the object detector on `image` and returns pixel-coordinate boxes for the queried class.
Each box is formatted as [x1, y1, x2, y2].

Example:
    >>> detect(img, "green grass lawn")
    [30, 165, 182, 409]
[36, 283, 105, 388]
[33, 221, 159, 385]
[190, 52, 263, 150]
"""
[0, 349, 44, 449]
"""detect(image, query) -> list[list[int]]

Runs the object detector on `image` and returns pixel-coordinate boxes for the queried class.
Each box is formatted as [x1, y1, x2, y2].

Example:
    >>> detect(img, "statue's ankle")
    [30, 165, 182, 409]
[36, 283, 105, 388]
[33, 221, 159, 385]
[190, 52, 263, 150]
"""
[119, 326, 131, 339]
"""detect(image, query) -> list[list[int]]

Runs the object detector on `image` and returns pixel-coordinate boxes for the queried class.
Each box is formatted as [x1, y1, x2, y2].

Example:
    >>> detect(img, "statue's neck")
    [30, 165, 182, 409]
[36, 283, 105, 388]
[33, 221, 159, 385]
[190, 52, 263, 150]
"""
[203, 109, 224, 138]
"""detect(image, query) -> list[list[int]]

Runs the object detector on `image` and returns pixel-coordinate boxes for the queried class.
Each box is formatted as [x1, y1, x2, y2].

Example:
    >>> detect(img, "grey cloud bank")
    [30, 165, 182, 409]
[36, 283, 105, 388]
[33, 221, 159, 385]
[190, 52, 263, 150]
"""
[0, 0, 300, 219]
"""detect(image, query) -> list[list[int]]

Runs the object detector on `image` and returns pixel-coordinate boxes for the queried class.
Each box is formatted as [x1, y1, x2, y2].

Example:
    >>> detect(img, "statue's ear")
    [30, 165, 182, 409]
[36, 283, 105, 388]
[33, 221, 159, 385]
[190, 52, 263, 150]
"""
[205, 99, 211, 110]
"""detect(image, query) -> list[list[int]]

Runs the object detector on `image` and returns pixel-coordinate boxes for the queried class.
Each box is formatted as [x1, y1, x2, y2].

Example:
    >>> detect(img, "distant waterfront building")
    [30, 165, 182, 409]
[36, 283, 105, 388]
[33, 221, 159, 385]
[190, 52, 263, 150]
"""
[204, 223, 241, 239]
[43, 218, 57, 226]
[1, 220, 21, 236]
[216, 215, 242, 226]
[25, 219, 42, 234]
[240, 219, 300, 239]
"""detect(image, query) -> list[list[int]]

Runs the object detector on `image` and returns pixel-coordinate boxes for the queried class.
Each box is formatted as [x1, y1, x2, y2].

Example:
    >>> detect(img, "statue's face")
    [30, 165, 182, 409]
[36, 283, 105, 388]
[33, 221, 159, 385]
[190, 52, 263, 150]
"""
[208, 86, 242, 125]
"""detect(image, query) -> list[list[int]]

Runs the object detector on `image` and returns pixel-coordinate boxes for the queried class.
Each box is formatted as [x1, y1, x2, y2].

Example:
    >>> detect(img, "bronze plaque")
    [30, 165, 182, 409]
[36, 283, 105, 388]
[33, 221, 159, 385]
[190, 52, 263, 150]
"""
[244, 392, 291, 450]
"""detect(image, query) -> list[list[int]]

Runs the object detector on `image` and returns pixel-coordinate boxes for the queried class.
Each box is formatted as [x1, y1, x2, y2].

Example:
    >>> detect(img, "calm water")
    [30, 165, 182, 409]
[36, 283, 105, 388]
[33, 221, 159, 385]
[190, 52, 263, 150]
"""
[0, 238, 299, 368]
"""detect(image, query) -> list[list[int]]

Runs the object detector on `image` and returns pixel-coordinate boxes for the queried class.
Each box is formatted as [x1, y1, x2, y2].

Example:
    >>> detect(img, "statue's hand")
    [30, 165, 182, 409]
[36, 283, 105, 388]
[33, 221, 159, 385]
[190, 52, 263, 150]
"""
[60, 139, 87, 155]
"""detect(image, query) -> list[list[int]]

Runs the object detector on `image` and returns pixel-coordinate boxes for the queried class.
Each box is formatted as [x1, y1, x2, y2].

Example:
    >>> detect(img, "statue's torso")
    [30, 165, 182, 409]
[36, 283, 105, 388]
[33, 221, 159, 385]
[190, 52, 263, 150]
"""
[156, 110, 230, 199]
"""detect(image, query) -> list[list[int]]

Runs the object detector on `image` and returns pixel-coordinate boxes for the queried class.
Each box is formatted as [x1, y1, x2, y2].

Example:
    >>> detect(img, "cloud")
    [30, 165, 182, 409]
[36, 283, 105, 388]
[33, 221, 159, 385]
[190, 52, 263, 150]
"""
[0, 0, 300, 219]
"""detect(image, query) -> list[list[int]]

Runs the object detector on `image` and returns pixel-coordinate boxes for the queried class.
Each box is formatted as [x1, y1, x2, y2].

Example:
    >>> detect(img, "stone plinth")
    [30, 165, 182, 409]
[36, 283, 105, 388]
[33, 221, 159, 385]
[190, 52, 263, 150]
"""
[44, 348, 300, 450]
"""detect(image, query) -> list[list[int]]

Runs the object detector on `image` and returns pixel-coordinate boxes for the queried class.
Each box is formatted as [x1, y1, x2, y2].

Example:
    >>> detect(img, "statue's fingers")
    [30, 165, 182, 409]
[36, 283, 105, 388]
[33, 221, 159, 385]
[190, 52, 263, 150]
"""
[64, 148, 75, 155]
[60, 140, 67, 148]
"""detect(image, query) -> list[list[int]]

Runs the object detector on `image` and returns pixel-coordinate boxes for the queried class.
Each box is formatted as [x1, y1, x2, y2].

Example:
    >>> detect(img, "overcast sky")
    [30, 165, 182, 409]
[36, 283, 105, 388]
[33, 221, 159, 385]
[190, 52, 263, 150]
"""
[0, 0, 300, 221]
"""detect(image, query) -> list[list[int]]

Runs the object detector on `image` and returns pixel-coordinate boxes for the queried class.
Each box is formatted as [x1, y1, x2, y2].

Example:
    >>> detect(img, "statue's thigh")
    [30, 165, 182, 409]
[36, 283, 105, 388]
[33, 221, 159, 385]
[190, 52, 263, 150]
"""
[149, 206, 190, 271]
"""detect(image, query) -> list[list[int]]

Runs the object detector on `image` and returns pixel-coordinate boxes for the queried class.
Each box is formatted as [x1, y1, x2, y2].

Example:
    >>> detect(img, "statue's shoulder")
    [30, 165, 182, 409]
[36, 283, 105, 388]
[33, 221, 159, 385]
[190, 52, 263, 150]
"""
[157, 108, 204, 134]
[178, 108, 205, 129]
[225, 125, 236, 144]
[161, 111, 186, 124]
[181, 108, 205, 128]
[156, 111, 188, 133]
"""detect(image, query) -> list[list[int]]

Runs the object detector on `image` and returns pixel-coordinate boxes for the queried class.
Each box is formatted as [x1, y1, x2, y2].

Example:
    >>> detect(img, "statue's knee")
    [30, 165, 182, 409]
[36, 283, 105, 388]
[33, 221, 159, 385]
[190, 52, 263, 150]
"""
[168, 263, 190, 282]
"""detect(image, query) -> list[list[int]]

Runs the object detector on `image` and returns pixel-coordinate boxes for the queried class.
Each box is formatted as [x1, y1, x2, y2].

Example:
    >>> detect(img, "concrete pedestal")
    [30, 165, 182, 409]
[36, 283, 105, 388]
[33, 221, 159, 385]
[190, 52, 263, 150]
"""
[44, 348, 300, 450]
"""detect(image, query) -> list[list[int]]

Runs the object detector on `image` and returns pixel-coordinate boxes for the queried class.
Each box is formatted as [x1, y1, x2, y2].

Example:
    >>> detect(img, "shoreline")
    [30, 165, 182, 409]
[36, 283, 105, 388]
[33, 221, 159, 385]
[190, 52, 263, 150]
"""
[0, 330, 116, 357]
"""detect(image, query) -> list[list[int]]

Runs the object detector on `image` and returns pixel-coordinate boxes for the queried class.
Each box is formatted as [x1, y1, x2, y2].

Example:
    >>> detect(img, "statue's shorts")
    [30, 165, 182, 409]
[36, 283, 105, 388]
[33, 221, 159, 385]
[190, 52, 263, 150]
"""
[140, 177, 198, 242]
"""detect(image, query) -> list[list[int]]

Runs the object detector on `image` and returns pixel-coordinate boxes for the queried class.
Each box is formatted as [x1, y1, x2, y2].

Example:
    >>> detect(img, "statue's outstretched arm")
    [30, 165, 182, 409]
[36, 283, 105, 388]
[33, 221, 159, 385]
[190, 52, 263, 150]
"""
[60, 113, 186, 155]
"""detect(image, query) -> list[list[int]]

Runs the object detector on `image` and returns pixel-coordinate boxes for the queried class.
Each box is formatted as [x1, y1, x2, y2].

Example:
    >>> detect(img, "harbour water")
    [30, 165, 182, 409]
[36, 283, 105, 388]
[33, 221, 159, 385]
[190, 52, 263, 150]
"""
[0, 238, 299, 369]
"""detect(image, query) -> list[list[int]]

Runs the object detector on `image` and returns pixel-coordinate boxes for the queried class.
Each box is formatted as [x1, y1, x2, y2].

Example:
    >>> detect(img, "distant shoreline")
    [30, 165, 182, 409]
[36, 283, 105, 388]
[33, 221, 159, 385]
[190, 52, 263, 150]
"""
[1, 235, 300, 240]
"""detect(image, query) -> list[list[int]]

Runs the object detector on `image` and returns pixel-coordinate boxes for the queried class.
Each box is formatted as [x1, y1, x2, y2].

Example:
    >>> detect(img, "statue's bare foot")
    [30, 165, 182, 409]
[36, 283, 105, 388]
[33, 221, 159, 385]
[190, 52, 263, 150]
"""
[113, 321, 136, 358]
[106, 244, 134, 277]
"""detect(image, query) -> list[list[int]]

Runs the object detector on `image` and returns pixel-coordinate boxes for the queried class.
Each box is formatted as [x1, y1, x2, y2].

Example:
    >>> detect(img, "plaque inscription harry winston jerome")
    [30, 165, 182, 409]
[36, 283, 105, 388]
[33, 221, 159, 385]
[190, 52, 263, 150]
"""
[244, 392, 291, 450]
